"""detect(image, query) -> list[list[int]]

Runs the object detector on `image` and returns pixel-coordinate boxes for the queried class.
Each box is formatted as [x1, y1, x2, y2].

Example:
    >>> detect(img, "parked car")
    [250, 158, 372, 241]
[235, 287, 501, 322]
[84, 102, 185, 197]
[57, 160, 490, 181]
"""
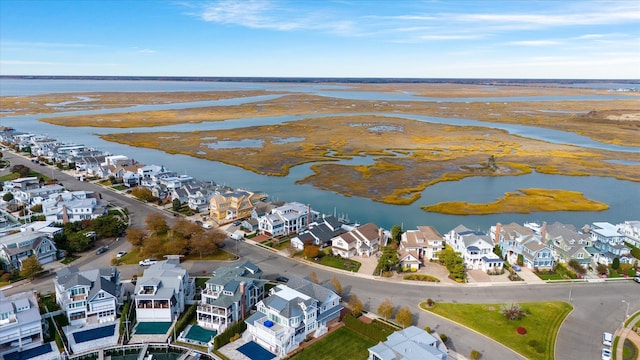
[602, 348, 612, 360]
[139, 258, 157, 266]
[602, 332, 613, 347]
[95, 247, 108, 255]
[116, 251, 127, 259]
[202, 223, 213, 229]
[634, 276, 640, 283]
[512, 265, 521, 272]
[276, 276, 289, 283]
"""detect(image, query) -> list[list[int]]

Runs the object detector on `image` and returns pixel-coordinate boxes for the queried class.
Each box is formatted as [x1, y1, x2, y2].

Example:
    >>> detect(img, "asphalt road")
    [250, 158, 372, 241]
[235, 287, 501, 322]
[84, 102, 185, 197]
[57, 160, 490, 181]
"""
[2, 149, 638, 360]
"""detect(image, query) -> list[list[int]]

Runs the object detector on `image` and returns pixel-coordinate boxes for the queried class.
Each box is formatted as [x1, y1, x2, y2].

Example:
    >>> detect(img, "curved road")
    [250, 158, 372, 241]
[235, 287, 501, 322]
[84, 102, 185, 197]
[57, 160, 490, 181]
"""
[2, 150, 637, 360]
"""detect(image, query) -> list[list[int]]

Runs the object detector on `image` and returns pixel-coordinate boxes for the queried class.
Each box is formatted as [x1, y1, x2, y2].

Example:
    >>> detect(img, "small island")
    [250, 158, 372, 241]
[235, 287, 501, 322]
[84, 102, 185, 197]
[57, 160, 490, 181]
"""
[421, 188, 609, 214]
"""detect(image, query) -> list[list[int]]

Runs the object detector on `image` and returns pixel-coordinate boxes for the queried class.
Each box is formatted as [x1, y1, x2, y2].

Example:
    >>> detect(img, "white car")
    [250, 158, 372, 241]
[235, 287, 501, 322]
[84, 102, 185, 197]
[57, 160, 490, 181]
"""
[116, 251, 127, 259]
[139, 258, 157, 266]
[602, 332, 613, 347]
[601, 348, 612, 360]
[634, 276, 640, 284]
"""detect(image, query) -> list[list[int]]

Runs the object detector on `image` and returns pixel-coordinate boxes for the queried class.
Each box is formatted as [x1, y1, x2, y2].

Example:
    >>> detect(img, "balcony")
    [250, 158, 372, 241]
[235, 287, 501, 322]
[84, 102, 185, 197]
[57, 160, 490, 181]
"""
[201, 288, 222, 298]
[198, 304, 228, 316]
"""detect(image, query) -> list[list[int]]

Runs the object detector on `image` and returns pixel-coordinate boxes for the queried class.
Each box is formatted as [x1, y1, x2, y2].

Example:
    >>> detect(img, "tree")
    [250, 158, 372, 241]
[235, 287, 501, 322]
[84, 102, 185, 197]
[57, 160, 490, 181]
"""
[189, 229, 225, 258]
[493, 244, 503, 258]
[131, 187, 154, 202]
[487, 155, 497, 171]
[375, 246, 400, 276]
[145, 212, 169, 235]
[303, 245, 320, 259]
[390, 225, 402, 246]
[126, 228, 148, 247]
[516, 254, 524, 266]
[3, 192, 14, 202]
[172, 198, 182, 212]
[20, 257, 43, 279]
[141, 234, 165, 258]
[612, 257, 620, 270]
[395, 306, 413, 328]
[309, 271, 319, 284]
[330, 276, 342, 296]
[348, 293, 363, 317]
[378, 298, 394, 320]
[436, 245, 467, 282]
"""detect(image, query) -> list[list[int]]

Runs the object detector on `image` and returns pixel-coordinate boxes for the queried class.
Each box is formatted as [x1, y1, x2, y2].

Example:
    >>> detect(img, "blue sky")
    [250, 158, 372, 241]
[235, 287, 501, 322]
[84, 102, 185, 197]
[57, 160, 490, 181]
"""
[1, 0, 639, 78]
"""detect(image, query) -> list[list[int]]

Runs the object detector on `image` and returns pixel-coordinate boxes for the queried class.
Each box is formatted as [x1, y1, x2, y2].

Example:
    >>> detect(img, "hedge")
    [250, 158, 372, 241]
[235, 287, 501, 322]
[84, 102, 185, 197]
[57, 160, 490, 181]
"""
[175, 303, 197, 337]
[214, 320, 247, 350]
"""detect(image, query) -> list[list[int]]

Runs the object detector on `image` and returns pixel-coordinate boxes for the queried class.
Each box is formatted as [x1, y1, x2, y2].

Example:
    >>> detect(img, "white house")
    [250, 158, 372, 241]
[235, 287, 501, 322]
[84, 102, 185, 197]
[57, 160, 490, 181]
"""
[445, 225, 504, 272]
[244, 276, 342, 357]
[258, 202, 318, 237]
[590, 222, 632, 265]
[331, 223, 383, 259]
[368, 326, 448, 360]
[54, 266, 121, 326]
[617, 220, 640, 248]
[134, 258, 195, 322]
[42, 191, 108, 223]
[0, 290, 54, 359]
[197, 262, 266, 332]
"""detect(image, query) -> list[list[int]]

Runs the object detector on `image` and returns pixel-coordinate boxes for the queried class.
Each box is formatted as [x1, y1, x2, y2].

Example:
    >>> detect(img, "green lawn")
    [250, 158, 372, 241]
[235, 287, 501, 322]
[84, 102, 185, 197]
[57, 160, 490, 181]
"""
[311, 255, 361, 272]
[421, 301, 573, 360]
[292, 327, 376, 360]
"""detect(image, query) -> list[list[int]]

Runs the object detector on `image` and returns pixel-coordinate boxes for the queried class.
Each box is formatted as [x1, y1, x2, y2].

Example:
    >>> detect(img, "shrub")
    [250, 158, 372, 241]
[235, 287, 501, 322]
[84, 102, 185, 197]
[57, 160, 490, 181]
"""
[440, 333, 448, 343]
[502, 303, 525, 320]
[516, 326, 527, 335]
[470, 349, 481, 360]
[426, 298, 434, 307]
[424, 326, 431, 333]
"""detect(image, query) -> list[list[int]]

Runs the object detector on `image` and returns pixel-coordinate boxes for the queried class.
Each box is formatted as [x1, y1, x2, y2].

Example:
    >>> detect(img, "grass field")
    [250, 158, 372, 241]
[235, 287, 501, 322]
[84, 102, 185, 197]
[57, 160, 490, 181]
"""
[421, 301, 573, 360]
[292, 327, 376, 360]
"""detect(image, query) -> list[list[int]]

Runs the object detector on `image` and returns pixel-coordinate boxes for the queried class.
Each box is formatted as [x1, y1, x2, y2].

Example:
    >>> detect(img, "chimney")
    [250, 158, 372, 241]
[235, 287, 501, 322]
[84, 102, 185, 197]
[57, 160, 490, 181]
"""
[494, 223, 502, 245]
[541, 222, 547, 241]
[61, 205, 69, 224]
[239, 282, 246, 320]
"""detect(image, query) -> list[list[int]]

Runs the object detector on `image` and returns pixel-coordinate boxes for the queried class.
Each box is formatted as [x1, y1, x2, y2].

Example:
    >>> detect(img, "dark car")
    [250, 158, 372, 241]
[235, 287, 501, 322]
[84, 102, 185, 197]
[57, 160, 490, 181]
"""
[39, 162, 46, 166]
[96, 247, 108, 255]
[276, 276, 289, 283]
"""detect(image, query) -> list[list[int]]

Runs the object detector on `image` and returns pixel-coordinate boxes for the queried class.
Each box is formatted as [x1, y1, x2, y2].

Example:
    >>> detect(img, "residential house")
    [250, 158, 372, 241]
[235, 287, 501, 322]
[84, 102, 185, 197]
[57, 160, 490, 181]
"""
[290, 216, 346, 250]
[134, 258, 195, 322]
[20, 221, 63, 238]
[258, 202, 318, 237]
[209, 189, 267, 222]
[186, 182, 216, 212]
[0, 231, 57, 271]
[445, 225, 504, 272]
[11, 184, 65, 206]
[331, 223, 383, 259]
[42, 190, 108, 223]
[368, 326, 448, 360]
[590, 222, 632, 265]
[244, 276, 342, 357]
[491, 222, 553, 270]
[617, 220, 640, 248]
[399, 250, 421, 272]
[54, 266, 121, 326]
[0, 290, 43, 356]
[400, 226, 446, 263]
[544, 222, 592, 269]
[197, 262, 266, 332]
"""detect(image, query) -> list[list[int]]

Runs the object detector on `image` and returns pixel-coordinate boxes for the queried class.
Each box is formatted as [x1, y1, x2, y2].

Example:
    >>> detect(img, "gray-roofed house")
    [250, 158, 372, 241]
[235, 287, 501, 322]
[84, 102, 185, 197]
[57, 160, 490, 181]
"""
[590, 222, 633, 265]
[0, 290, 47, 357]
[367, 326, 448, 360]
[490, 222, 553, 270]
[444, 225, 504, 272]
[134, 258, 195, 322]
[245, 276, 342, 357]
[545, 222, 593, 269]
[290, 216, 347, 250]
[54, 266, 121, 326]
[197, 261, 266, 332]
[0, 231, 58, 271]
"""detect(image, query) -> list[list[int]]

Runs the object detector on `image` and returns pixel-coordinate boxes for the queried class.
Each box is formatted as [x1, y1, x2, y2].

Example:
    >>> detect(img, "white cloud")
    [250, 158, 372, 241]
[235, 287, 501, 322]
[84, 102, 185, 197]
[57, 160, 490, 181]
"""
[506, 40, 562, 46]
[0, 60, 54, 65]
[136, 48, 157, 54]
